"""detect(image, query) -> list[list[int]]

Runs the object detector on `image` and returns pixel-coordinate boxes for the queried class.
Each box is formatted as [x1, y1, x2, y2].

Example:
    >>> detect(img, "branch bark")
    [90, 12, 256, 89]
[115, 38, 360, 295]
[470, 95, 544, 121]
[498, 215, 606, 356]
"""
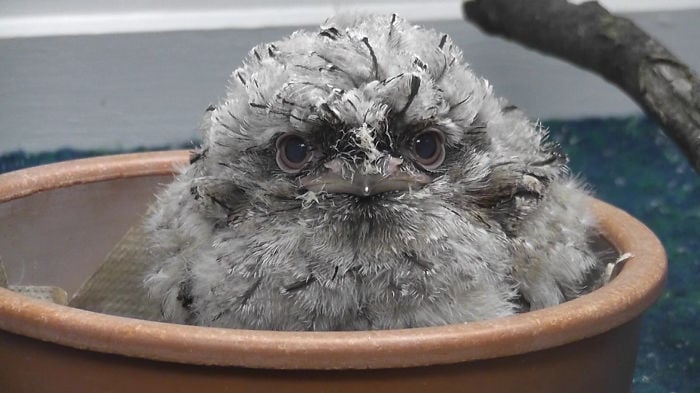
[463, 0, 700, 173]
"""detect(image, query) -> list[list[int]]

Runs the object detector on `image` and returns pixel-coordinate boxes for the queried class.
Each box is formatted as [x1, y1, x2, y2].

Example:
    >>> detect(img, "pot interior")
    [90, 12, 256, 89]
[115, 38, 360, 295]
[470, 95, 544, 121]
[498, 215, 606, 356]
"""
[0, 152, 667, 372]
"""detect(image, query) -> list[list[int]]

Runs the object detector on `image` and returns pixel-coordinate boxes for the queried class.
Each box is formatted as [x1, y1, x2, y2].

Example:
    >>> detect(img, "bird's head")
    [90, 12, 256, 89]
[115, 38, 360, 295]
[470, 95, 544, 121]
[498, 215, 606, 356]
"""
[194, 14, 565, 229]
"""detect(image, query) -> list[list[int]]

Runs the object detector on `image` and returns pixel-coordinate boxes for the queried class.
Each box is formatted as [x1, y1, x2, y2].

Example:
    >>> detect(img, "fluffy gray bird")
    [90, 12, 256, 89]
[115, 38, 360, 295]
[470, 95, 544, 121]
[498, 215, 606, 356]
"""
[144, 14, 601, 331]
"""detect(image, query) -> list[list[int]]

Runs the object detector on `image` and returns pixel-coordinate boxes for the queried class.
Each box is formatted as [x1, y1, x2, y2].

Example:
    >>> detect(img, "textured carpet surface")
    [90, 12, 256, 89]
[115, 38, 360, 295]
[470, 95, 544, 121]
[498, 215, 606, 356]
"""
[547, 117, 699, 393]
[2, 116, 697, 392]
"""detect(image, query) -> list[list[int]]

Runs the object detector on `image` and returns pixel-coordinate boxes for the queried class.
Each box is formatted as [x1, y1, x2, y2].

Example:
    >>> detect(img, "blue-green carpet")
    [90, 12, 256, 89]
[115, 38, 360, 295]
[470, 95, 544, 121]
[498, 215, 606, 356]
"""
[2, 116, 697, 392]
[547, 117, 699, 393]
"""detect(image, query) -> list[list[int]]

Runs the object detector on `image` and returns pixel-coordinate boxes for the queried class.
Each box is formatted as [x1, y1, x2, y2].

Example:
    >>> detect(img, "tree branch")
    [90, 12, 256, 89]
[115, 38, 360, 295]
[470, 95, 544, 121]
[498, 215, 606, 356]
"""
[463, 0, 700, 173]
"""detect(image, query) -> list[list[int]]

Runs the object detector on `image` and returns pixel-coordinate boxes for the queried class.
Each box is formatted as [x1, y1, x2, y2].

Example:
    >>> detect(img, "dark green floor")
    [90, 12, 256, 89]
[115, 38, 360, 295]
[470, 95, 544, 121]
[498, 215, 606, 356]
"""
[546, 117, 699, 393]
[2, 116, 698, 392]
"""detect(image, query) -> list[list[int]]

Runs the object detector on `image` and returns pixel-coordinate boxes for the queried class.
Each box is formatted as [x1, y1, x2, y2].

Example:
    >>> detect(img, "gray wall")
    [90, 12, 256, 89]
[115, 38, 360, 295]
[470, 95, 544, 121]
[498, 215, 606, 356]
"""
[1, 9, 699, 153]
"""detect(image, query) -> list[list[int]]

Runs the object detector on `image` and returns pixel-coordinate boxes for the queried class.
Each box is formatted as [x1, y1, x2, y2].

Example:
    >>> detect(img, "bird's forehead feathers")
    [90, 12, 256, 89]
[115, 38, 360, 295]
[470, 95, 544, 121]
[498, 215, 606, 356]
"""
[207, 14, 492, 149]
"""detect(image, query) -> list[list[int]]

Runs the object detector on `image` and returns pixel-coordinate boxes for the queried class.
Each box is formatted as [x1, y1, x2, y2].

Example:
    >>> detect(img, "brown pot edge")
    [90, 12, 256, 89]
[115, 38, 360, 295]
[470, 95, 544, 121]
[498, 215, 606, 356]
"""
[0, 151, 667, 370]
[0, 150, 190, 202]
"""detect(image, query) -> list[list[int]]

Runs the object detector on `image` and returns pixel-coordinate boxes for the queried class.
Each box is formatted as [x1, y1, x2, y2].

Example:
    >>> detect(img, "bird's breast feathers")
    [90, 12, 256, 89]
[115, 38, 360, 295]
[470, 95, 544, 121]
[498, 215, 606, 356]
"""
[144, 14, 601, 331]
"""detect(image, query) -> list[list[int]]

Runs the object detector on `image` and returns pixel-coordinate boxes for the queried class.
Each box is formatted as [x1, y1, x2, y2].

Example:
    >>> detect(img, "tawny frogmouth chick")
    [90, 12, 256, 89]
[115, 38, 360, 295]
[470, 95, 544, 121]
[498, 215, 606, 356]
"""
[144, 14, 600, 331]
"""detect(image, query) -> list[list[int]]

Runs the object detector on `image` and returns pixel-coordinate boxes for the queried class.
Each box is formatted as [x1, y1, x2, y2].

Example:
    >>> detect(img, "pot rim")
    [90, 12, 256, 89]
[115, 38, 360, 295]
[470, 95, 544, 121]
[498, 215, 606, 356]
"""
[0, 151, 667, 370]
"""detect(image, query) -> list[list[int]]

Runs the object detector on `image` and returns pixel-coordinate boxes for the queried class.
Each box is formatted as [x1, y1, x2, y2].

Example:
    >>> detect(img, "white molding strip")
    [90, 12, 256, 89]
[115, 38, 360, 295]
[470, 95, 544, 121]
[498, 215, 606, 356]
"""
[0, 0, 698, 39]
[0, 1, 459, 39]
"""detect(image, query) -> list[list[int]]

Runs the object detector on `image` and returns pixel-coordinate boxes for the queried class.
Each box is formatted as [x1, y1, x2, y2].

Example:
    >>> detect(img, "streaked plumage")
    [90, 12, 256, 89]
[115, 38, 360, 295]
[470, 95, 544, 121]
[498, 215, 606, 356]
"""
[144, 14, 601, 331]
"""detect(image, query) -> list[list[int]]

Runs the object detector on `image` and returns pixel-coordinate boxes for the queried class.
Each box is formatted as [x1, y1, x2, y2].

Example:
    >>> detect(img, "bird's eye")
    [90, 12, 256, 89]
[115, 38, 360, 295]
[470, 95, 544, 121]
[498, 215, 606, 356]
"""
[276, 133, 311, 173]
[413, 130, 445, 169]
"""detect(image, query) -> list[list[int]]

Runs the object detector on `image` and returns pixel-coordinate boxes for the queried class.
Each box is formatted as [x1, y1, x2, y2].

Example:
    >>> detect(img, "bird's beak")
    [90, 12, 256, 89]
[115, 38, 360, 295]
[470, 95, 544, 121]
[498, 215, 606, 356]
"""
[300, 156, 431, 196]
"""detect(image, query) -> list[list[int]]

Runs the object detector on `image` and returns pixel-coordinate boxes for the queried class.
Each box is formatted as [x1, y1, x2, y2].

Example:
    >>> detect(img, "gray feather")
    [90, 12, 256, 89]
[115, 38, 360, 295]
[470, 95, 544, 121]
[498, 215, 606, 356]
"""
[144, 14, 601, 331]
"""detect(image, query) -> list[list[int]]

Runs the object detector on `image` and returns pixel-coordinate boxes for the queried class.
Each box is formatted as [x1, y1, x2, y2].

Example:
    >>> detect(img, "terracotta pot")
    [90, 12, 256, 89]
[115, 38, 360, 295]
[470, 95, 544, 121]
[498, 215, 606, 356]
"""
[0, 152, 666, 393]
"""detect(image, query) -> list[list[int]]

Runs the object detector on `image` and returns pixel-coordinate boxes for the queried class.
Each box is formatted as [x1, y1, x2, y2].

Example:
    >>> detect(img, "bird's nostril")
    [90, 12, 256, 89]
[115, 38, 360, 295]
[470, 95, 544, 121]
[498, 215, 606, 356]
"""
[323, 159, 345, 175]
[384, 156, 404, 176]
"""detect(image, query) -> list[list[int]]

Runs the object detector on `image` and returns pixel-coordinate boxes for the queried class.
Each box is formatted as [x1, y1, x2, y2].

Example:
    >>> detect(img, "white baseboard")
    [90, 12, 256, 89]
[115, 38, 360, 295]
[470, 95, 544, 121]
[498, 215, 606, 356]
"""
[0, 0, 698, 39]
[0, 1, 458, 39]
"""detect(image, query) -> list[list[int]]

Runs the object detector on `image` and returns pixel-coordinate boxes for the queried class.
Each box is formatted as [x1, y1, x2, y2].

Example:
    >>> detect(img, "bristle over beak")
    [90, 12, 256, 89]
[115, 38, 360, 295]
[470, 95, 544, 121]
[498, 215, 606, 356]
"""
[301, 156, 431, 196]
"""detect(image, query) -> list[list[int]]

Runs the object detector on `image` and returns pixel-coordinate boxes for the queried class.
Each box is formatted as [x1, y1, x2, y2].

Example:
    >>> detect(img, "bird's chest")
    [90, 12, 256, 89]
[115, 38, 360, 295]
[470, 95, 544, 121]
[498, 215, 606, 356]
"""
[212, 209, 512, 329]
[273, 252, 453, 330]
[256, 232, 475, 324]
